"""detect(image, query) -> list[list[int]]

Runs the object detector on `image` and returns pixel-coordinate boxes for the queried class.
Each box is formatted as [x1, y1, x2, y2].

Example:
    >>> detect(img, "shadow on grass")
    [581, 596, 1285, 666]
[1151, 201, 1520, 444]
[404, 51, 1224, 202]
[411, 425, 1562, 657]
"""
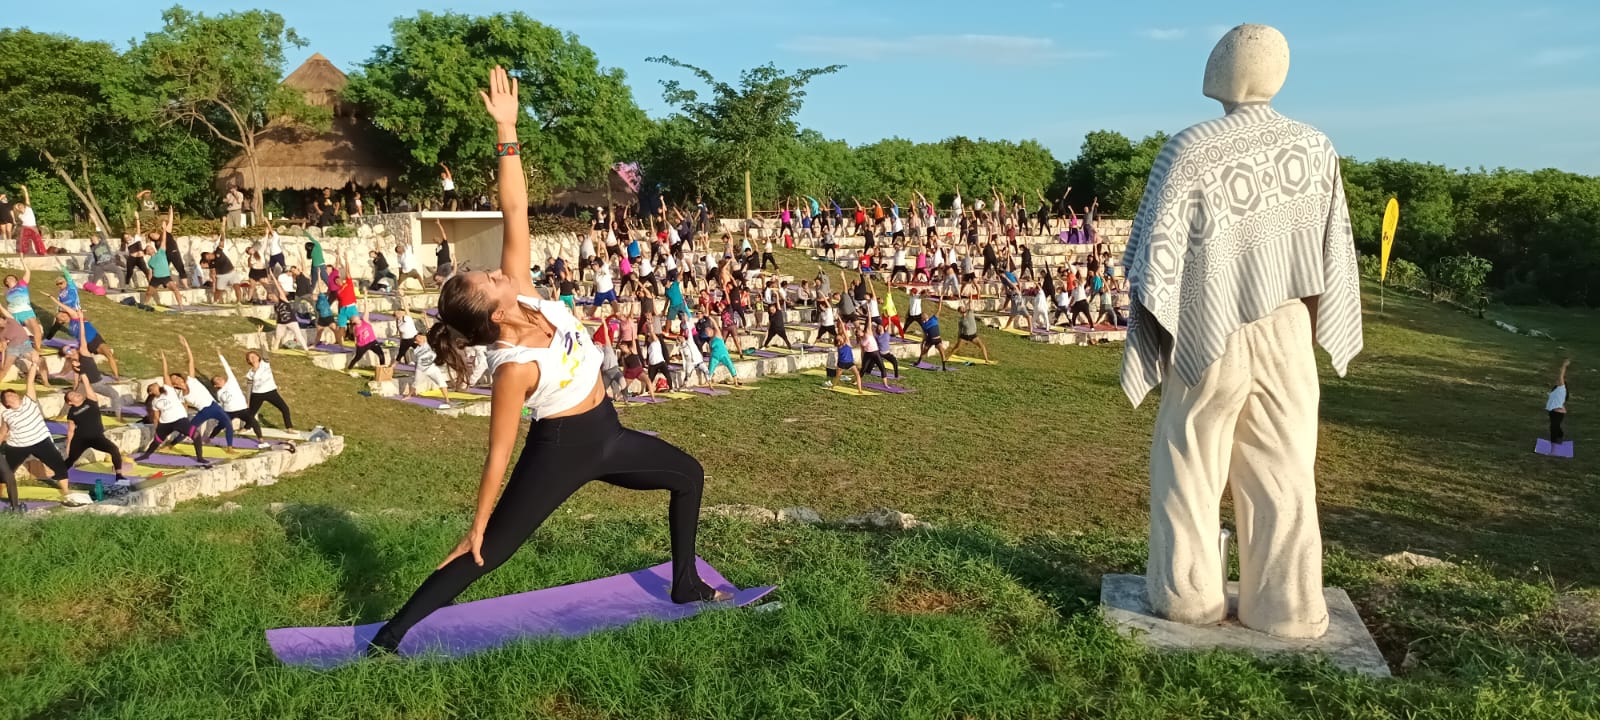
[276, 504, 399, 623]
[912, 525, 1146, 617]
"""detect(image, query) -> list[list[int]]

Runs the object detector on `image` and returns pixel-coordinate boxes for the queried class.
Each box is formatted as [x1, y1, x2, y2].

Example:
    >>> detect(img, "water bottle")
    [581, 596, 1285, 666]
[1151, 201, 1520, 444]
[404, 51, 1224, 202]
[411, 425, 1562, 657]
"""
[92, 478, 105, 502]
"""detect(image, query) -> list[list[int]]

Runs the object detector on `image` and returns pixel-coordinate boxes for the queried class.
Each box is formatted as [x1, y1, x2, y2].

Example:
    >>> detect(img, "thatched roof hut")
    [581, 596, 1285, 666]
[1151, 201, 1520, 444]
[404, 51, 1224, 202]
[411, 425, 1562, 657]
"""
[548, 169, 640, 209]
[216, 53, 398, 192]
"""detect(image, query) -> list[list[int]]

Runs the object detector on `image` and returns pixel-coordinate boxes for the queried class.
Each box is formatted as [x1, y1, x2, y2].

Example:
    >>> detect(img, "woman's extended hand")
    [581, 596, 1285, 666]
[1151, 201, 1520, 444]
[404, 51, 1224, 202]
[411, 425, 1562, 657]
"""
[438, 526, 485, 569]
[479, 65, 521, 127]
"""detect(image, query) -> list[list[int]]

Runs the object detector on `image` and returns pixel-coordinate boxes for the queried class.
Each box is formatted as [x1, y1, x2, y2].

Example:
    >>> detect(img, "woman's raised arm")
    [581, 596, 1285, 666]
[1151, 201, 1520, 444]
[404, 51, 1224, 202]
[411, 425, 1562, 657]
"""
[480, 66, 537, 297]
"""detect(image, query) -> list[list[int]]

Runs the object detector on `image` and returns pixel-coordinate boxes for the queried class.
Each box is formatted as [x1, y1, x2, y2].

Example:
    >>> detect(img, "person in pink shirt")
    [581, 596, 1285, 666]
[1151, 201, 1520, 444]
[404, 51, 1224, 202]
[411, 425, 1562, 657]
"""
[344, 309, 387, 371]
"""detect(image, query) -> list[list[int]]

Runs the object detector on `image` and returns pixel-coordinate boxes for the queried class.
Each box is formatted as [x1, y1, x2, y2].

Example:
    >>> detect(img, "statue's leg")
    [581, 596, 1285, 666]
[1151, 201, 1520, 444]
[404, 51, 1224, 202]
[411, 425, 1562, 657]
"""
[1147, 334, 1252, 625]
[1230, 300, 1328, 639]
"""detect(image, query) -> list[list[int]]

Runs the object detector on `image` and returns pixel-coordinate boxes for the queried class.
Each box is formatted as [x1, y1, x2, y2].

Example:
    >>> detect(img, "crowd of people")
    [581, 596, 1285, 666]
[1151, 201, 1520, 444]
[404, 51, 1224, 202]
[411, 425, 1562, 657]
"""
[0, 260, 298, 511]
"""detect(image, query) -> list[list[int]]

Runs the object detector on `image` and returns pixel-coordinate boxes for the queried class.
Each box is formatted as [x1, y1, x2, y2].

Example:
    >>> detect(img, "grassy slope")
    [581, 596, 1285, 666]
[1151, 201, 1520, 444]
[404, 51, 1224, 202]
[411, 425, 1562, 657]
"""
[2, 253, 1596, 719]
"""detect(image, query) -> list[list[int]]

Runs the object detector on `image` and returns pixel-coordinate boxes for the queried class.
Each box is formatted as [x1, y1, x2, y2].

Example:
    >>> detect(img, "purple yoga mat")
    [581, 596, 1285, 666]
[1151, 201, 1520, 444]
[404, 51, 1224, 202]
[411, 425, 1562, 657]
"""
[914, 362, 958, 372]
[136, 453, 214, 468]
[312, 343, 354, 355]
[206, 436, 267, 451]
[463, 386, 494, 397]
[863, 381, 912, 394]
[622, 395, 668, 404]
[112, 404, 149, 419]
[684, 387, 730, 396]
[398, 396, 451, 409]
[1534, 439, 1574, 458]
[42, 338, 71, 350]
[265, 558, 774, 669]
[745, 349, 783, 359]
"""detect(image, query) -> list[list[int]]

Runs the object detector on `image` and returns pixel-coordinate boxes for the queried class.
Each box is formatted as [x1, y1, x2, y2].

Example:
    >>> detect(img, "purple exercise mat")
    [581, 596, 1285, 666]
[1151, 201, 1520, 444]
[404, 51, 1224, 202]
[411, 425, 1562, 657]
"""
[265, 558, 774, 669]
[622, 395, 668, 404]
[745, 349, 783, 359]
[136, 453, 215, 468]
[684, 387, 730, 396]
[312, 343, 354, 355]
[42, 338, 71, 349]
[206, 436, 267, 451]
[1534, 439, 1574, 458]
[398, 396, 451, 409]
[914, 362, 958, 372]
[863, 381, 912, 394]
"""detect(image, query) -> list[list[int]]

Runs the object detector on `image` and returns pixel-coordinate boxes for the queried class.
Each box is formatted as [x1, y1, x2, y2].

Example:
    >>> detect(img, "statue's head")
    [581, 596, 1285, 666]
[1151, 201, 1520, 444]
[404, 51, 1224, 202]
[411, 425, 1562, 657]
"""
[1203, 24, 1290, 111]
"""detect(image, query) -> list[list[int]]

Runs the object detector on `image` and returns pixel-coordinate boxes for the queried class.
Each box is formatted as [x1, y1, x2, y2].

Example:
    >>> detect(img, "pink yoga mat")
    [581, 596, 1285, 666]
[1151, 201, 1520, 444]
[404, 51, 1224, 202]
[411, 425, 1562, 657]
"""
[265, 558, 774, 669]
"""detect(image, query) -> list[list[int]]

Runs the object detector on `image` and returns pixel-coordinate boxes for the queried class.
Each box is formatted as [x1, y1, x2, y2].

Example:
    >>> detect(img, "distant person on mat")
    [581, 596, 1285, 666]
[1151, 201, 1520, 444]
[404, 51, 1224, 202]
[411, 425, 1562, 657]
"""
[209, 351, 264, 443]
[1548, 359, 1570, 444]
[946, 302, 992, 363]
[136, 365, 209, 467]
[0, 365, 81, 505]
[64, 372, 129, 483]
[915, 309, 949, 370]
[367, 67, 731, 658]
[244, 351, 294, 430]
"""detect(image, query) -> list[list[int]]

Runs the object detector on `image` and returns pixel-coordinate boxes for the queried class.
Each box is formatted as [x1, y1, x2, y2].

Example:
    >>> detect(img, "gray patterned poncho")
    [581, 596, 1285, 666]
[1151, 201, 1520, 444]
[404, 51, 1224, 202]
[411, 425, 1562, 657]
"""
[1120, 104, 1362, 407]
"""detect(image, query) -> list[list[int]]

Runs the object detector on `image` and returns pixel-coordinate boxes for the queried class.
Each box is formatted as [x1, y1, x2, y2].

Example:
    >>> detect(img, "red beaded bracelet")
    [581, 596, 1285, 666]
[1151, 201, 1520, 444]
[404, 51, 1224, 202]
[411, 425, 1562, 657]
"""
[495, 142, 521, 157]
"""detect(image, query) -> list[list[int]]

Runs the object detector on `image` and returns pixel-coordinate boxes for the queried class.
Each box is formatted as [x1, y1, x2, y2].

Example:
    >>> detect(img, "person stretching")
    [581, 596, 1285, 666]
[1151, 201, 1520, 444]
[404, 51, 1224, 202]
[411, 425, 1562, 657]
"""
[0, 365, 78, 504]
[3, 268, 43, 353]
[209, 352, 264, 443]
[947, 302, 992, 363]
[367, 67, 730, 658]
[173, 337, 240, 454]
[136, 368, 209, 467]
[915, 308, 949, 370]
[50, 309, 121, 378]
[706, 322, 741, 386]
[244, 351, 293, 430]
[821, 322, 862, 393]
[874, 319, 900, 380]
[63, 373, 128, 482]
[345, 309, 387, 371]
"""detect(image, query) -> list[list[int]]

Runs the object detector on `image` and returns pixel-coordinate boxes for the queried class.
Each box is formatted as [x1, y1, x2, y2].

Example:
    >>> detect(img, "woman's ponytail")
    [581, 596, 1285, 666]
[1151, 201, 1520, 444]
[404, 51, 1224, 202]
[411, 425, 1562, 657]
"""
[427, 321, 471, 380]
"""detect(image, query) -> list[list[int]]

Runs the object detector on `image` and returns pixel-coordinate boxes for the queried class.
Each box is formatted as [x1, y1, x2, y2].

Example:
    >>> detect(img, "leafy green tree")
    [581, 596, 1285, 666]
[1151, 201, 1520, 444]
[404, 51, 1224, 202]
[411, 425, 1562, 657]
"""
[646, 57, 842, 218]
[348, 11, 650, 201]
[0, 29, 128, 232]
[1062, 130, 1167, 215]
[121, 5, 324, 216]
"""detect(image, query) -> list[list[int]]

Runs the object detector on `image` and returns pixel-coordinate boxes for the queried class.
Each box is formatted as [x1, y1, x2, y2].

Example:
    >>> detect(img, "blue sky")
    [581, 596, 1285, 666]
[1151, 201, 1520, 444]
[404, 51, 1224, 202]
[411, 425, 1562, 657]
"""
[16, 0, 1600, 173]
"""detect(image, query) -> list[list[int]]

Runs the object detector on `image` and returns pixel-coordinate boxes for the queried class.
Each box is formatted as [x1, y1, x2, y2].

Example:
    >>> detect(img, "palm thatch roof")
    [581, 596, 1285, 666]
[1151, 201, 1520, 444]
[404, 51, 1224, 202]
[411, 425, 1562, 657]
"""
[216, 53, 398, 192]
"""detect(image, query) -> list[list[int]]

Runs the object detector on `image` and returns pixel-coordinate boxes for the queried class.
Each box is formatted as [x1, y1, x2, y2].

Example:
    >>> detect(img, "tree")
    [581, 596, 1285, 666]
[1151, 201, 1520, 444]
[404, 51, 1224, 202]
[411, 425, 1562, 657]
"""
[1061, 130, 1168, 215]
[646, 57, 843, 218]
[0, 29, 127, 233]
[348, 11, 650, 202]
[123, 6, 323, 215]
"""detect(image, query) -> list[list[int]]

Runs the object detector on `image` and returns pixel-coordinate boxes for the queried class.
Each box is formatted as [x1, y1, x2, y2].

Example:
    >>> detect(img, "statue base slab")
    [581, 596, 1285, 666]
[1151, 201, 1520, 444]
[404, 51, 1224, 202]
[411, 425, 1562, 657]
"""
[1099, 574, 1390, 677]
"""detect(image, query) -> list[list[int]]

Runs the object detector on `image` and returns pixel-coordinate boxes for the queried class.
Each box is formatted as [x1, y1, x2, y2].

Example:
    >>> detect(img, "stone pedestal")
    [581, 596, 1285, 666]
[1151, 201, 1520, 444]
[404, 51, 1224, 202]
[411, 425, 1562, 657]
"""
[1099, 574, 1390, 677]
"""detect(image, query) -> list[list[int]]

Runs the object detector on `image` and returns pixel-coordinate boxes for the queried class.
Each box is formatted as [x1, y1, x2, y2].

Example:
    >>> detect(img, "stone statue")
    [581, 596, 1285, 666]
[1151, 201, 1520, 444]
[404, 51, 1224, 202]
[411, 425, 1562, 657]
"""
[1119, 24, 1363, 639]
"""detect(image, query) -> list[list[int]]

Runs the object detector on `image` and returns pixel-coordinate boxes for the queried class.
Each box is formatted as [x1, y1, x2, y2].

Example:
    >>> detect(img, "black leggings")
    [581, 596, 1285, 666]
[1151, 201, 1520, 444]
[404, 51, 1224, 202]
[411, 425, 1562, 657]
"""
[347, 342, 387, 370]
[208, 408, 264, 442]
[1550, 410, 1566, 444]
[249, 390, 293, 429]
[124, 257, 150, 287]
[2, 440, 68, 481]
[816, 323, 837, 343]
[763, 321, 792, 349]
[395, 337, 419, 365]
[0, 458, 16, 509]
[65, 434, 123, 472]
[139, 418, 205, 462]
[369, 400, 716, 652]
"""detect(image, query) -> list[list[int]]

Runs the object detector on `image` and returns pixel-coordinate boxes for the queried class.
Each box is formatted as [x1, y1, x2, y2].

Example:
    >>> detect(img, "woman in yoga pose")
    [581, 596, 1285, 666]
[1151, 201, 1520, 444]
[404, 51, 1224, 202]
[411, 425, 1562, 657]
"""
[368, 68, 730, 656]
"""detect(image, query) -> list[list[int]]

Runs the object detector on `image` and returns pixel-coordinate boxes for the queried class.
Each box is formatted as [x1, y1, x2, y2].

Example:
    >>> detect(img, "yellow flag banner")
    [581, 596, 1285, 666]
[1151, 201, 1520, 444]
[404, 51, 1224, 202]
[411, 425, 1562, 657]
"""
[1379, 197, 1400, 282]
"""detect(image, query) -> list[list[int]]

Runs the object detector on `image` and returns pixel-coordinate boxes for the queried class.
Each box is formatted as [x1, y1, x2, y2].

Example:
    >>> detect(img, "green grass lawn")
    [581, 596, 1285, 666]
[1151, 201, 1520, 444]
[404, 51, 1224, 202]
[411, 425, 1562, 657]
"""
[2, 253, 1597, 719]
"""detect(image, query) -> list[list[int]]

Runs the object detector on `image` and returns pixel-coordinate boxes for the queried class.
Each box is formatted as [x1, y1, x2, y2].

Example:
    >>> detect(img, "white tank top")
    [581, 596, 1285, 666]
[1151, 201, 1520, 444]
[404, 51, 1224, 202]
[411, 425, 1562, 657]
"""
[485, 296, 602, 420]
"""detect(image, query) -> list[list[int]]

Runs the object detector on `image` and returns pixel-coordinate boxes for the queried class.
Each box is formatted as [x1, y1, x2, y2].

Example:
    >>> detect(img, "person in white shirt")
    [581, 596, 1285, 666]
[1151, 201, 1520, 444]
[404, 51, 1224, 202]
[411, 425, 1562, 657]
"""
[14, 185, 44, 256]
[904, 288, 924, 339]
[404, 334, 452, 404]
[645, 331, 673, 391]
[0, 367, 76, 502]
[395, 241, 425, 291]
[265, 223, 286, 275]
[244, 351, 294, 430]
[136, 376, 209, 466]
[1068, 281, 1090, 327]
[677, 325, 709, 388]
[173, 336, 241, 453]
[591, 260, 618, 317]
[207, 352, 265, 443]
[1548, 359, 1571, 444]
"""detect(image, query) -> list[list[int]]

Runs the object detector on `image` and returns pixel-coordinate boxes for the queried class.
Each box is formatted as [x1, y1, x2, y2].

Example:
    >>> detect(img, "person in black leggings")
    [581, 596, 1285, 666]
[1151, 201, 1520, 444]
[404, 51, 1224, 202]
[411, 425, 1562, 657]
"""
[244, 352, 293, 430]
[368, 67, 729, 657]
[63, 374, 126, 481]
[136, 380, 209, 467]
